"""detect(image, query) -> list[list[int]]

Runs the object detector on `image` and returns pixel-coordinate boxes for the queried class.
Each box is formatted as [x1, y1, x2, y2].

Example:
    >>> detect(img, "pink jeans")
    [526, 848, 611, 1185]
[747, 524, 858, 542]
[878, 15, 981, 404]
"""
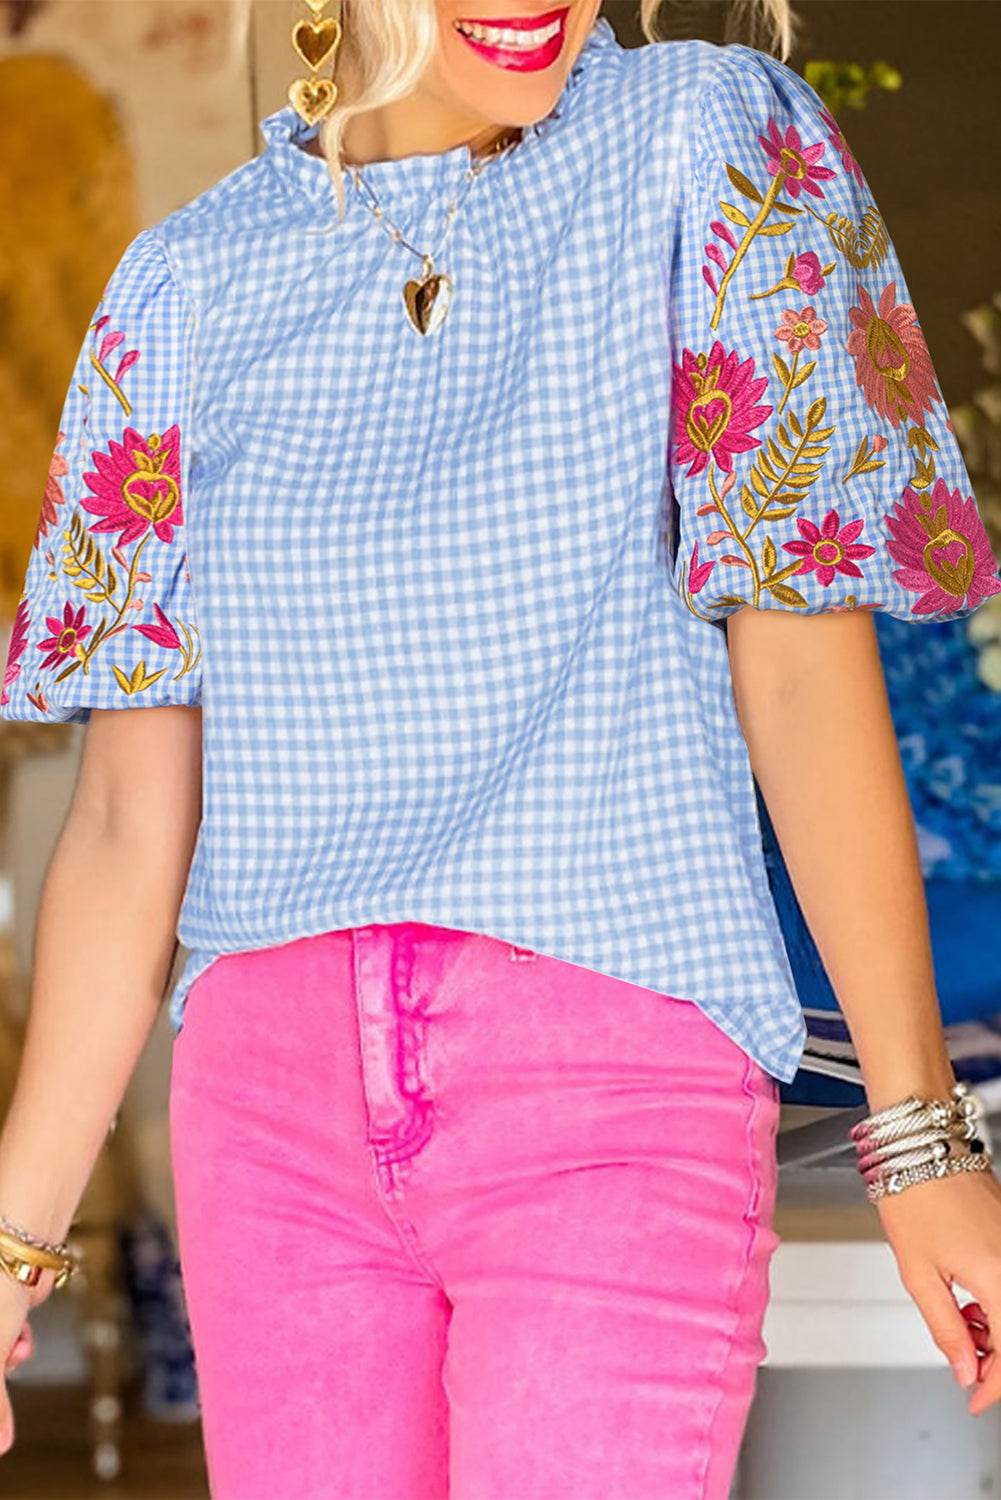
[168, 922, 781, 1500]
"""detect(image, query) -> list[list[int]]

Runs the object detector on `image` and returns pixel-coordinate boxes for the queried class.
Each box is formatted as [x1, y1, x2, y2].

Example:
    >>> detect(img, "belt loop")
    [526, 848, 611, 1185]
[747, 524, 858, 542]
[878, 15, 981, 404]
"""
[508, 944, 537, 962]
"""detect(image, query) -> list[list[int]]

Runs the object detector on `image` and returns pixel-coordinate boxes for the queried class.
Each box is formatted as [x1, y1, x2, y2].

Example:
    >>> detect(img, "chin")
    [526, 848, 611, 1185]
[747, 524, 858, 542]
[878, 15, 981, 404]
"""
[439, 2, 597, 119]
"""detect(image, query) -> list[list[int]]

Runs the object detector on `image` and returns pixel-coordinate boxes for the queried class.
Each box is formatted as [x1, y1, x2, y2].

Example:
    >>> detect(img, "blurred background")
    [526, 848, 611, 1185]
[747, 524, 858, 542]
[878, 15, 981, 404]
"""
[0, 2, 999, 1496]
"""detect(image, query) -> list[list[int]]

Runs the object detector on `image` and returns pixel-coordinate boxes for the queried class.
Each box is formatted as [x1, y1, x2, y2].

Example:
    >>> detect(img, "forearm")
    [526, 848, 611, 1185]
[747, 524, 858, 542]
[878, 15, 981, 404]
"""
[0, 811, 185, 1244]
[727, 610, 955, 1113]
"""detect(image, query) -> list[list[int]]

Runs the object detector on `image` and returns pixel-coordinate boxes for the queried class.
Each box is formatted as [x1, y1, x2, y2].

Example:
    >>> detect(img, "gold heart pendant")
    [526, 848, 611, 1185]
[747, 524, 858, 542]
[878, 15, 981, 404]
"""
[403, 271, 454, 335]
[292, 16, 342, 71]
[288, 76, 339, 126]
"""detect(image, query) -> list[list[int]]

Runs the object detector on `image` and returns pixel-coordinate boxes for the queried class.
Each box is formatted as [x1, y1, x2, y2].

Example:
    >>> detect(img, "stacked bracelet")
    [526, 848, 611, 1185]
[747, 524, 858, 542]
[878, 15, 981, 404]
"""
[0, 1212, 80, 1290]
[850, 1081, 994, 1204]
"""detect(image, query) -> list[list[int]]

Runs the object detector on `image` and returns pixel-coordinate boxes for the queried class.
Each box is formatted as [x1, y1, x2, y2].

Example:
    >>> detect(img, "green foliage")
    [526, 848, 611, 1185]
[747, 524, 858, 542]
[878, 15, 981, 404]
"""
[803, 59, 903, 115]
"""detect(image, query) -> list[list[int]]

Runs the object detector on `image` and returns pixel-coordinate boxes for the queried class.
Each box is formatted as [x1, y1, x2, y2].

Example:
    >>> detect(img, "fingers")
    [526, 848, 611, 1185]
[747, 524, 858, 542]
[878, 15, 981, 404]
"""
[0, 1381, 13, 1456]
[962, 1302, 992, 1356]
[968, 1298, 1001, 1416]
[4, 1323, 31, 1375]
[904, 1268, 979, 1389]
[0, 1318, 32, 1456]
[25, 1268, 56, 1311]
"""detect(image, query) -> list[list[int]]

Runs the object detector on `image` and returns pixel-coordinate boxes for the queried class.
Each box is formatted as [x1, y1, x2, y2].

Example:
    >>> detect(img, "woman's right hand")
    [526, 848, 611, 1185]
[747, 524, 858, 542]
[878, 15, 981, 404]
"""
[0, 1269, 52, 1456]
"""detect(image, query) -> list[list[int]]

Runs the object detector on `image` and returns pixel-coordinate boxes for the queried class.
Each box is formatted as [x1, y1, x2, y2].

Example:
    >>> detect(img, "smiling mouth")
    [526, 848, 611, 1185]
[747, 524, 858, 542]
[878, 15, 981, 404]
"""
[454, 7, 570, 53]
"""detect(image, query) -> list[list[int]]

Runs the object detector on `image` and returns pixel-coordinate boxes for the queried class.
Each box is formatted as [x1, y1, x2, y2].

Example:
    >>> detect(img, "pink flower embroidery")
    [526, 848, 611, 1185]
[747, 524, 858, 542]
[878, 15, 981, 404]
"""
[846, 282, 942, 429]
[34, 431, 70, 551]
[756, 117, 838, 200]
[36, 601, 92, 671]
[92, 315, 141, 387]
[885, 478, 1001, 613]
[818, 105, 864, 190]
[782, 508, 876, 587]
[133, 603, 181, 651]
[81, 424, 183, 547]
[2, 596, 30, 706]
[774, 306, 828, 354]
[688, 540, 717, 594]
[672, 342, 772, 478]
[791, 252, 826, 295]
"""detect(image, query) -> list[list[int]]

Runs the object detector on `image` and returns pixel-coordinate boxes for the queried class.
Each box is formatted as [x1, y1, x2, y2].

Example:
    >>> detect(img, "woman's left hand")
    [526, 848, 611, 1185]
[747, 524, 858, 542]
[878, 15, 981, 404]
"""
[876, 1167, 1001, 1415]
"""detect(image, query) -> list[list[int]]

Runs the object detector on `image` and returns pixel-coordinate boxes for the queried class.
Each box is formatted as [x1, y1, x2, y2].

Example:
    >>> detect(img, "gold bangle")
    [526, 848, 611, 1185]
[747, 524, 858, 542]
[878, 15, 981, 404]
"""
[0, 1229, 79, 1289]
[0, 1228, 67, 1271]
[0, 1247, 77, 1290]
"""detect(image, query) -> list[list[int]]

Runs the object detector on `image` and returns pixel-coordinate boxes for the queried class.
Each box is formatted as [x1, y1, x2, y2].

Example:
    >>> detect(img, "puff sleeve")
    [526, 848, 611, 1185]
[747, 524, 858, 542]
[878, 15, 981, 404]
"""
[1, 229, 201, 723]
[665, 44, 1001, 626]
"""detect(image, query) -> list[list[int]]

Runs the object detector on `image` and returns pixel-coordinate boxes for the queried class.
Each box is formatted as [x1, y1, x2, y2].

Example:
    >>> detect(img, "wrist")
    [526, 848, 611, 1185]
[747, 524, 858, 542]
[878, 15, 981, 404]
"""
[0, 1173, 76, 1247]
[860, 1053, 957, 1115]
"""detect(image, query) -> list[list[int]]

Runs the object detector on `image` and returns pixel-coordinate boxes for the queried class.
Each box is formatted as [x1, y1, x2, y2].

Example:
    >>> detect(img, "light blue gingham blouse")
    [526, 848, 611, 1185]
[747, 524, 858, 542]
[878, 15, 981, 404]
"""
[4, 17, 998, 1082]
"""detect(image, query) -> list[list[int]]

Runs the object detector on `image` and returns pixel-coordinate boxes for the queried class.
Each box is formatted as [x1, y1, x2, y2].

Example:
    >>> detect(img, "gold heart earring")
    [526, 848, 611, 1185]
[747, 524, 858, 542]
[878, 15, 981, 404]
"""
[288, 0, 343, 127]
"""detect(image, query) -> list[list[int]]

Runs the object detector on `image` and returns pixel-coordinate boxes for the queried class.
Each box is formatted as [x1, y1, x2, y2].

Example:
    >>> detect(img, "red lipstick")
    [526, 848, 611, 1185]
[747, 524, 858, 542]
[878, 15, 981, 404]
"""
[454, 6, 570, 72]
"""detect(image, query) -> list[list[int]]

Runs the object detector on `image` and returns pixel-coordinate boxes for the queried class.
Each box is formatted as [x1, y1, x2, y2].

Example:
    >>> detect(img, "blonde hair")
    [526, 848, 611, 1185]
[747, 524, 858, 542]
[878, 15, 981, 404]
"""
[248, 0, 799, 221]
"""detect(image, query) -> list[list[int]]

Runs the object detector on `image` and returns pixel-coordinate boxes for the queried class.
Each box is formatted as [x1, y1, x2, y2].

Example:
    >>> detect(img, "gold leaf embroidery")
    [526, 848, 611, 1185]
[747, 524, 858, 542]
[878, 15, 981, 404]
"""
[768, 582, 808, 607]
[720, 201, 752, 228]
[725, 164, 763, 204]
[111, 660, 168, 696]
[824, 206, 891, 272]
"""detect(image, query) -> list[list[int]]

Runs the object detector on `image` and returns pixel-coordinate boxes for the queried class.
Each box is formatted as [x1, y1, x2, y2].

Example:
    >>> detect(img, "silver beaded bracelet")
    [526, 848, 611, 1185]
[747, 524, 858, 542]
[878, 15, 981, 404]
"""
[864, 1148, 993, 1203]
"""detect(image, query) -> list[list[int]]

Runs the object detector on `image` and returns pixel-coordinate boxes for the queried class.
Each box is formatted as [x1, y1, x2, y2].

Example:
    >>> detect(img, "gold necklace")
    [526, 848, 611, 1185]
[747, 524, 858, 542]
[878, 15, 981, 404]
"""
[347, 126, 522, 336]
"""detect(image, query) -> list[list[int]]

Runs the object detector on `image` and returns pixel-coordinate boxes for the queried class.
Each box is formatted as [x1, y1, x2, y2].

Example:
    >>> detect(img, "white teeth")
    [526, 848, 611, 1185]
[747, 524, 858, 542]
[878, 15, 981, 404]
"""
[456, 17, 562, 49]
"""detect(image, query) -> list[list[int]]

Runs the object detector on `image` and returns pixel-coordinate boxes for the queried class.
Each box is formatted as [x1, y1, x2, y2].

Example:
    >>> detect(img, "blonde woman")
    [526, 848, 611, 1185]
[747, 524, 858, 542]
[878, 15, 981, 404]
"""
[3, 2, 1001, 1495]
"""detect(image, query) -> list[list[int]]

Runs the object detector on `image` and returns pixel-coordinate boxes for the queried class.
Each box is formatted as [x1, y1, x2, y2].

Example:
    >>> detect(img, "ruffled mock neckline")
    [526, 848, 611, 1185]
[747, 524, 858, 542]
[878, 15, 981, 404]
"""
[260, 15, 619, 207]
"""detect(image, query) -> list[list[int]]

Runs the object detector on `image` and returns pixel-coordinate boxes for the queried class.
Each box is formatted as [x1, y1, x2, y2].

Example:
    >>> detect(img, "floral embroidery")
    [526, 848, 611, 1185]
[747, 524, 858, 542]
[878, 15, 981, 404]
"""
[756, 116, 838, 200]
[1, 596, 30, 707]
[672, 343, 771, 478]
[89, 315, 141, 416]
[790, 251, 826, 296]
[885, 478, 1001, 614]
[1, 255, 203, 716]
[110, 659, 171, 697]
[688, 540, 717, 594]
[842, 430, 889, 483]
[36, 601, 92, 671]
[671, 338, 838, 611]
[32, 426, 197, 696]
[782, 507, 875, 586]
[845, 281, 942, 429]
[774, 306, 827, 355]
[131, 595, 201, 682]
[817, 104, 864, 190]
[703, 103, 889, 332]
[34, 430, 69, 551]
[134, 602, 181, 651]
[671, 59, 1001, 624]
[81, 425, 183, 546]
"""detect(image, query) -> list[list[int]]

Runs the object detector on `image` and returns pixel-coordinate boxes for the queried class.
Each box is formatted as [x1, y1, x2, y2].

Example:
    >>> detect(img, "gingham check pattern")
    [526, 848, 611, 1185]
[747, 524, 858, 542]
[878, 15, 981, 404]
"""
[4, 19, 994, 1082]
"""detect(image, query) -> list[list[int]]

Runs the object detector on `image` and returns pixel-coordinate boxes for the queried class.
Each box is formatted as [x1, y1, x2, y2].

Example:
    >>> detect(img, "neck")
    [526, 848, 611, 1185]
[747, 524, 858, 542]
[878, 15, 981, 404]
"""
[342, 120, 520, 166]
[318, 46, 522, 167]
